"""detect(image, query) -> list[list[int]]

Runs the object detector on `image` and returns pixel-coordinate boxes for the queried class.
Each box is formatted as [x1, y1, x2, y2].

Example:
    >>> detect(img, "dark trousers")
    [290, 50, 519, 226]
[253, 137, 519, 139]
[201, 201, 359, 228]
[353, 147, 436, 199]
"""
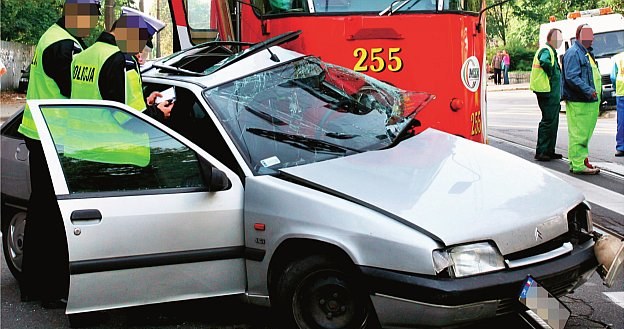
[536, 94, 561, 155]
[20, 137, 69, 301]
[493, 68, 502, 85]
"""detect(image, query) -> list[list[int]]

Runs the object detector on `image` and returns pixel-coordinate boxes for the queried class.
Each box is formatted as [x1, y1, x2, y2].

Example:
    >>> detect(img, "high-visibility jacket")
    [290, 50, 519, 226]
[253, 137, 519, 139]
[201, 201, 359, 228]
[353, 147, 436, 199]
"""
[19, 24, 82, 140]
[71, 41, 120, 100]
[614, 52, 624, 97]
[125, 56, 148, 112]
[69, 42, 150, 167]
[530, 46, 556, 93]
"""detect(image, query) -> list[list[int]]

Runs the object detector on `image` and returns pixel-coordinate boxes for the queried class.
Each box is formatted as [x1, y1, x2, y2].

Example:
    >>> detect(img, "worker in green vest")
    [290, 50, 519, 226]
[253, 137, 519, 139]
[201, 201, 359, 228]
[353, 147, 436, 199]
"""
[611, 51, 624, 157]
[530, 28, 563, 161]
[562, 24, 601, 175]
[17, 0, 100, 308]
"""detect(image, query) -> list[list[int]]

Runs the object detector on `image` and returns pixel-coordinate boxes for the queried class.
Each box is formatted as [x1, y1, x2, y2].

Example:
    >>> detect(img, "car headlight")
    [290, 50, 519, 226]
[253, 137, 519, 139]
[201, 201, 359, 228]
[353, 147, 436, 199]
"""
[432, 242, 505, 278]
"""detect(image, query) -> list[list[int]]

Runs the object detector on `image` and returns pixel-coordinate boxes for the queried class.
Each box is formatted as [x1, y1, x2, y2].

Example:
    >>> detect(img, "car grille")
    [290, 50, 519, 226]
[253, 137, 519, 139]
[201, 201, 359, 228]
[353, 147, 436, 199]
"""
[504, 233, 571, 261]
[538, 268, 581, 297]
[602, 74, 612, 86]
[504, 204, 593, 263]
[496, 298, 520, 316]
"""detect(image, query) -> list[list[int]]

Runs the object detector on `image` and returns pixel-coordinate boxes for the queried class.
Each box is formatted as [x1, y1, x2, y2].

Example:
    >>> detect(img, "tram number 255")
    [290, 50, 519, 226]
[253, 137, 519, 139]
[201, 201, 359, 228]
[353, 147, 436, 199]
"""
[470, 111, 482, 136]
[353, 48, 403, 73]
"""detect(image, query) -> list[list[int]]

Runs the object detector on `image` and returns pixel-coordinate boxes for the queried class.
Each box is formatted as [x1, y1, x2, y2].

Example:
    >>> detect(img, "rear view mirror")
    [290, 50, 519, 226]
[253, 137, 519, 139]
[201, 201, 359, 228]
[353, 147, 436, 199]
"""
[209, 168, 230, 191]
[199, 157, 231, 192]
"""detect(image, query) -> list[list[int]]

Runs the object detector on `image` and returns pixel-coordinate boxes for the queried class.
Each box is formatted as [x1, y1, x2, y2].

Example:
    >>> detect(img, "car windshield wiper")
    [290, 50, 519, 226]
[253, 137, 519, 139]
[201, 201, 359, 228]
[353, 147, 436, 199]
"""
[247, 128, 362, 154]
[244, 105, 289, 126]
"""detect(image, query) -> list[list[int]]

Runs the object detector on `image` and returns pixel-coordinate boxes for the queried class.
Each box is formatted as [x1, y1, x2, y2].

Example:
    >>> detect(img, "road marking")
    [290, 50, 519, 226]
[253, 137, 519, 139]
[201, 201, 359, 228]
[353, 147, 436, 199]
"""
[489, 124, 615, 135]
[489, 136, 624, 215]
[603, 292, 624, 309]
[544, 168, 624, 215]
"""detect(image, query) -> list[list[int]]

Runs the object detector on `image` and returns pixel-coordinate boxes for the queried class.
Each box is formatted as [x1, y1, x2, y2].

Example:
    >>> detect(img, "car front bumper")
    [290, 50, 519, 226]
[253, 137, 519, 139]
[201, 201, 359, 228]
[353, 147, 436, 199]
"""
[360, 239, 597, 328]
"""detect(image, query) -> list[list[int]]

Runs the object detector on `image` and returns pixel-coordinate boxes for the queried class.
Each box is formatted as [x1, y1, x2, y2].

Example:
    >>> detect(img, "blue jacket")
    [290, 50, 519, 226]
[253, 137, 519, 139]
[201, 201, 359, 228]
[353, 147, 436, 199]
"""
[562, 40, 598, 102]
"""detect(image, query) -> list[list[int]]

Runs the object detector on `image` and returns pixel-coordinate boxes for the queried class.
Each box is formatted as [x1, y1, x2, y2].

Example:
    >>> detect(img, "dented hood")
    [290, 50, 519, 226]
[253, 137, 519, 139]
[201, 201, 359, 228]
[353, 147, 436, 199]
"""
[280, 129, 584, 255]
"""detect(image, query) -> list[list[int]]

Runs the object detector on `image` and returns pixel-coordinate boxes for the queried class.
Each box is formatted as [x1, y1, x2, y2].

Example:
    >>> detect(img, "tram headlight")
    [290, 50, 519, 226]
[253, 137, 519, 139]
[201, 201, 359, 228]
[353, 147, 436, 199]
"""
[450, 98, 464, 112]
[433, 242, 505, 278]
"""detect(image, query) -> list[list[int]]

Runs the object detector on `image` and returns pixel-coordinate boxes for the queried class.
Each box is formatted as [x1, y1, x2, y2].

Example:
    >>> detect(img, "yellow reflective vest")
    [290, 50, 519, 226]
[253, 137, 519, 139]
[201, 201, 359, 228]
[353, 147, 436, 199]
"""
[19, 24, 82, 140]
[125, 56, 148, 112]
[614, 52, 624, 97]
[68, 42, 150, 167]
[530, 46, 556, 93]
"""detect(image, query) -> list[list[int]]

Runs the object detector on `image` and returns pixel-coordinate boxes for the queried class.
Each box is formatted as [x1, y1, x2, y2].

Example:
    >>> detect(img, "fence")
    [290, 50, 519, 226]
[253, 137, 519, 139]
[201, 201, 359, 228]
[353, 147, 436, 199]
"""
[508, 71, 530, 84]
[1, 41, 34, 92]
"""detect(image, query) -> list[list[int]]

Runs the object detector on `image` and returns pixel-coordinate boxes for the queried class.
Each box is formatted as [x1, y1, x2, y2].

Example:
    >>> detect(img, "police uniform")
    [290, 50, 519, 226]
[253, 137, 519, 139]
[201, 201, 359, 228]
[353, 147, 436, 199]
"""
[71, 9, 166, 120]
[530, 44, 561, 160]
[17, 18, 87, 304]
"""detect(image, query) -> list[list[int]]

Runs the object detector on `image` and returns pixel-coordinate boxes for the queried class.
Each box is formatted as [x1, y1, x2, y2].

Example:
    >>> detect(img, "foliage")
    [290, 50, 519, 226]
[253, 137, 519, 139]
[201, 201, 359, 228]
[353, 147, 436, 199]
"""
[486, 0, 624, 71]
[488, 0, 624, 48]
[486, 0, 513, 45]
[0, 0, 135, 47]
[82, 0, 135, 47]
[1, 0, 63, 45]
[487, 41, 535, 72]
[148, 0, 173, 58]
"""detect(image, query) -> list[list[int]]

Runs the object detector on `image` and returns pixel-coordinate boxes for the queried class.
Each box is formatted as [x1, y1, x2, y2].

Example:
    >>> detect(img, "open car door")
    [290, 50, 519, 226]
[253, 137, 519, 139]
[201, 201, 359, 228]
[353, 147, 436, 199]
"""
[27, 99, 246, 315]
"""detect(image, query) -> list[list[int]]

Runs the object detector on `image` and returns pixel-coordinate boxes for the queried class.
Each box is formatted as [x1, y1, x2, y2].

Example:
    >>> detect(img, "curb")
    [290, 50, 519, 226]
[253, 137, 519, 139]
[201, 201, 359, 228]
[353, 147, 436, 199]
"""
[486, 86, 530, 92]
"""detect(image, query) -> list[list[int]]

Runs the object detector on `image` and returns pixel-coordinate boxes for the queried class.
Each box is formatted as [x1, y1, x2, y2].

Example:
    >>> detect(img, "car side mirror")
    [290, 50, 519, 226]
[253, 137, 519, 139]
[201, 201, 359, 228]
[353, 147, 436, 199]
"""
[199, 158, 231, 192]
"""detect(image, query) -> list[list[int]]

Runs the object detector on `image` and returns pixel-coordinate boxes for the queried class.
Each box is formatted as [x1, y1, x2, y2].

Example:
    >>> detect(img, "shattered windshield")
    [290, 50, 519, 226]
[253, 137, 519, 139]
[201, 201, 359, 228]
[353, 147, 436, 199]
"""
[203, 57, 433, 175]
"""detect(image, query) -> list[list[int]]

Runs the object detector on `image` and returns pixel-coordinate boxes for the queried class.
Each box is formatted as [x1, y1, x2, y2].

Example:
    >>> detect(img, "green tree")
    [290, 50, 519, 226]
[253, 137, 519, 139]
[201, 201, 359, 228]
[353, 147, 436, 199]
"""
[486, 0, 513, 45]
[148, 0, 173, 57]
[82, 0, 135, 47]
[1, 0, 63, 44]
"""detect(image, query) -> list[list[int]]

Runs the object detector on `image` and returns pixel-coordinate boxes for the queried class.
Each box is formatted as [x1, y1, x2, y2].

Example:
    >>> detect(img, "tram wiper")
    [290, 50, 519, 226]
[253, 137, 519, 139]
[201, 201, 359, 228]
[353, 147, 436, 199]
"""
[379, 0, 421, 15]
[246, 128, 362, 154]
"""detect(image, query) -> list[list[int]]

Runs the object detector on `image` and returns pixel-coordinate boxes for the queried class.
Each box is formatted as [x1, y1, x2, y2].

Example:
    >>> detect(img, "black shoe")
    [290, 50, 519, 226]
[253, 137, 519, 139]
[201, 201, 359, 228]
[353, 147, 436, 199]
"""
[616, 150, 624, 157]
[548, 152, 563, 159]
[534, 153, 551, 161]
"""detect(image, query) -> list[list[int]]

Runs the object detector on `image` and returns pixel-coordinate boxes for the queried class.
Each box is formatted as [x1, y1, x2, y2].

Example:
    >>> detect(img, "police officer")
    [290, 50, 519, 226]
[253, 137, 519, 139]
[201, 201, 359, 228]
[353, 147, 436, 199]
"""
[71, 7, 172, 119]
[612, 51, 624, 157]
[17, 0, 100, 307]
[530, 28, 563, 161]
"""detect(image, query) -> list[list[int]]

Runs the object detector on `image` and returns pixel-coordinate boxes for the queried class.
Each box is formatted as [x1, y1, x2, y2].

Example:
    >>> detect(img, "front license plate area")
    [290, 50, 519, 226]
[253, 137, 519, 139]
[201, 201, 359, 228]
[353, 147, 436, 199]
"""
[518, 276, 570, 329]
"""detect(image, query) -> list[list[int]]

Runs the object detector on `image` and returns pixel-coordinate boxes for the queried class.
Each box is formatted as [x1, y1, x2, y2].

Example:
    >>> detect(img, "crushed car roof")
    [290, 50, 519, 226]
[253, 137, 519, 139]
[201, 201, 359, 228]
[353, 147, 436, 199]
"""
[142, 31, 306, 88]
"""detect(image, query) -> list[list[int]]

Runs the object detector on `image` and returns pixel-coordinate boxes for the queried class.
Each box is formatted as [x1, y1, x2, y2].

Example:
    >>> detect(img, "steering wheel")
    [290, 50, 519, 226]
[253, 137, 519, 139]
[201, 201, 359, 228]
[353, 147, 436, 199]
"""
[353, 86, 392, 116]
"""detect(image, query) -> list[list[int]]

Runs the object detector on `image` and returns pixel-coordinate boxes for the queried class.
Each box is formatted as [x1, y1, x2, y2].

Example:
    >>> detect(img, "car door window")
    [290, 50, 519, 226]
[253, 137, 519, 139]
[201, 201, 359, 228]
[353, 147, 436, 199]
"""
[40, 104, 207, 195]
[143, 83, 245, 181]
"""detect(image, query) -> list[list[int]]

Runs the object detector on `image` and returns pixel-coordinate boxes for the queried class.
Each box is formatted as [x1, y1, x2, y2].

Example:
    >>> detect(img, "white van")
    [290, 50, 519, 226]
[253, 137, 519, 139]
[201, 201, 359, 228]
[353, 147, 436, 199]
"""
[539, 8, 624, 110]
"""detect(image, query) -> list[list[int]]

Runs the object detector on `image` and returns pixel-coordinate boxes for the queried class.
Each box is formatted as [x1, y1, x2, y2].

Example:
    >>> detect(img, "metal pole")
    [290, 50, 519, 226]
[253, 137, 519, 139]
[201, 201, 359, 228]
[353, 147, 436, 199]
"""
[156, 0, 161, 57]
[105, 0, 115, 31]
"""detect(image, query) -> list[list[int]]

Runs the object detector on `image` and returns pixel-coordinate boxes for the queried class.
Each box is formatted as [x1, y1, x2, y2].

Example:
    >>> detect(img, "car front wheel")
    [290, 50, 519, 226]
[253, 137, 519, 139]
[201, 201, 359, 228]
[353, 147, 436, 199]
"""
[275, 254, 377, 329]
[2, 208, 26, 281]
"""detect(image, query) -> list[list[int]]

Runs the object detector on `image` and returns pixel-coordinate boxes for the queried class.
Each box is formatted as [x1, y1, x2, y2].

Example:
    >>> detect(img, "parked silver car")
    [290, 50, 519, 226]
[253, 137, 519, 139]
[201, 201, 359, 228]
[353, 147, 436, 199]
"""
[0, 33, 617, 328]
